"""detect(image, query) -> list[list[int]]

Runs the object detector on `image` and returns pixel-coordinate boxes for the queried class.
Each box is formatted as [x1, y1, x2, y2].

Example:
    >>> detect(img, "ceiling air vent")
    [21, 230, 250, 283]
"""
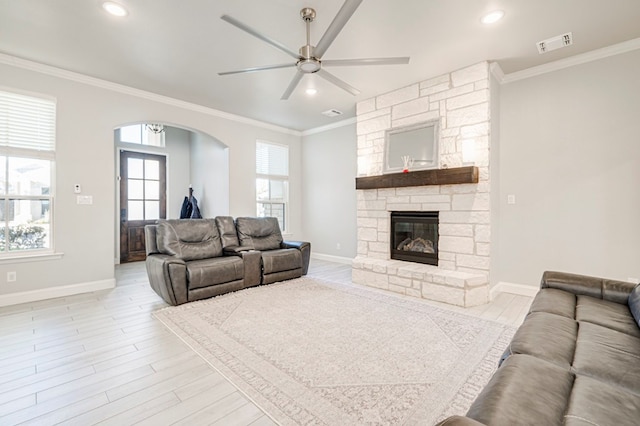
[322, 109, 343, 117]
[537, 32, 573, 54]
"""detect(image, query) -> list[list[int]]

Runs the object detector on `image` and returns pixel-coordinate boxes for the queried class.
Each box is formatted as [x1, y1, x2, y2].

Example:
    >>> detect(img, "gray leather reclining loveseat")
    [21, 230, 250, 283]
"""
[437, 271, 640, 426]
[144, 216, 310, 306]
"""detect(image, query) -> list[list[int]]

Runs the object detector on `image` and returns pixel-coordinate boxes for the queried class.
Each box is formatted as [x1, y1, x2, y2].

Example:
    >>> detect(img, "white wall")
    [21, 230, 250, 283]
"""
[0, 61, 302, 300]
[189, 132, 230, 218]
[498, 48, 640, 286]
[489, 70, 501, 287]
[301, 123, 357, 259]
[164, 127, 193, 219]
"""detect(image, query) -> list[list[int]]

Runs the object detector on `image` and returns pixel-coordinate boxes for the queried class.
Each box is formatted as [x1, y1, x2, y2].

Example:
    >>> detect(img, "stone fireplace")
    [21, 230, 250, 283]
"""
[352, 62, 492, 307]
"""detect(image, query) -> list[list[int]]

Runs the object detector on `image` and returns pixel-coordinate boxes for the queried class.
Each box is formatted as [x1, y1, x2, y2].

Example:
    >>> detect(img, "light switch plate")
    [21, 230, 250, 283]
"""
[77, 195, 93, 205]
[507, 194, 516, 204]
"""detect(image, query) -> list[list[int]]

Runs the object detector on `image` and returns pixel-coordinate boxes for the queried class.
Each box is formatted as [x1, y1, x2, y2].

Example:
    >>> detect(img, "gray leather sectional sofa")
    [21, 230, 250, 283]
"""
[438, 271, 640, 426]
[144, 216, 310, 306]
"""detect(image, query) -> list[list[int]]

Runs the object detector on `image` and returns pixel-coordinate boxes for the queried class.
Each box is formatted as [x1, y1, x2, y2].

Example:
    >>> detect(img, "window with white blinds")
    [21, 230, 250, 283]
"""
[256, 141, 288, 177]
[256, 141, 288, 232]
[0, 89, 56, 255]
[0, 90, 56, 156]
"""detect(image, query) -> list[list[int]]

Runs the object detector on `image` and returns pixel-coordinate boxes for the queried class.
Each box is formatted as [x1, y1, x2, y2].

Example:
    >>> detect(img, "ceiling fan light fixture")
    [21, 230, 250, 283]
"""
[305, 88, 318, 96]
[481, 10, 504, 24]
[297, 58, 321, 73]
[102, 1, 128, 17]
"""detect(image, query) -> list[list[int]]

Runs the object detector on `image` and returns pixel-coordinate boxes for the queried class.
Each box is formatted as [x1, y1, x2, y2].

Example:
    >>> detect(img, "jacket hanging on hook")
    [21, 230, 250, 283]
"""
[180, 189, 202, 219]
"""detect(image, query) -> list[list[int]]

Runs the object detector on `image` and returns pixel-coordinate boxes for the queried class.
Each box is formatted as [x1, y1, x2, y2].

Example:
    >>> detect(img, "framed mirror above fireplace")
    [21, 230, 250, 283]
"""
[383, 120, 439, 174]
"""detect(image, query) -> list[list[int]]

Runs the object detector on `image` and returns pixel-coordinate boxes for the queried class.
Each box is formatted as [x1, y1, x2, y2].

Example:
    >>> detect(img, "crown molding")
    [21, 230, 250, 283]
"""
[489, 62, 505, 83]
[0, 53, 302, 137]
[502, 37, 640, 84]
[301, 117, 357, 137]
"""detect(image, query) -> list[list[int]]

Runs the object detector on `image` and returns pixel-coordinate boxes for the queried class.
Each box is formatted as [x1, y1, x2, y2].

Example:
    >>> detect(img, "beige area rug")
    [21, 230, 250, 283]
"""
[153, 277, 515, 425]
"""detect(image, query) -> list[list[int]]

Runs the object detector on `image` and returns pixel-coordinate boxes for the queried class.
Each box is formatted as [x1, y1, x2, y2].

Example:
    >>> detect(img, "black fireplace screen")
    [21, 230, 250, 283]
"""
[390, 211, 438, 265]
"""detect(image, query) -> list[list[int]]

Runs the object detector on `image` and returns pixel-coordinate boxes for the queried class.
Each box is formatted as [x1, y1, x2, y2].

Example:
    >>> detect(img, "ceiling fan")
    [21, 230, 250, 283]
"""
[218, 0, 410, 100]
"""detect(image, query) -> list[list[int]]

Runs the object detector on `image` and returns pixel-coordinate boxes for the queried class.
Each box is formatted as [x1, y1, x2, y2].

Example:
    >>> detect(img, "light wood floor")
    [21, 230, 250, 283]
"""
[0, 259, 533, 425]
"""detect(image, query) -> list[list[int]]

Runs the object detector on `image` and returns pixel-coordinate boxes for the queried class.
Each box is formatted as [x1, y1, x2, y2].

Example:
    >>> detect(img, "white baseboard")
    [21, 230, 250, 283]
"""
[311, 253, 354, 265]
[0, 279, 116, 307]
[491, 281, 539, 300]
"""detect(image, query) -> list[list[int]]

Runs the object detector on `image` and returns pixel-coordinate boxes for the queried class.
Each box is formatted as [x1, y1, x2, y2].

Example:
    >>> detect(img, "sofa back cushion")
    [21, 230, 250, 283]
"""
[215, 216, 239, 248]
[156, 219, 223, 260]
[629, 284, 640, 327]
[236, 217, 283, 251]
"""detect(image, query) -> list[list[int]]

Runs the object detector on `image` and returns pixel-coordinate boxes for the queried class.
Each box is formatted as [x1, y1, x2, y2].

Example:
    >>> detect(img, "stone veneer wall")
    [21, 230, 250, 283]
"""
[353, 62, 492, 307]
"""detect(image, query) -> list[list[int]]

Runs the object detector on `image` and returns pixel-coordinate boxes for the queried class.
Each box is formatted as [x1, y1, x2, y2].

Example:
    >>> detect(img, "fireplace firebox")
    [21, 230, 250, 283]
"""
[390, 211, 438, 265]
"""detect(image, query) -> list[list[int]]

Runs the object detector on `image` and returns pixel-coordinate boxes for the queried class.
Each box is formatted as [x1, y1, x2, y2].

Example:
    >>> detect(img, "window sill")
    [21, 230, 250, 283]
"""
[0, 252, 64, 265]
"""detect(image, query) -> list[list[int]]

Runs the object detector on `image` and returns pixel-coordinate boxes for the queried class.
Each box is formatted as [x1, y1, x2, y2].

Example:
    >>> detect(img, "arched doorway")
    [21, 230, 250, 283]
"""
[114, 122, 230, 263]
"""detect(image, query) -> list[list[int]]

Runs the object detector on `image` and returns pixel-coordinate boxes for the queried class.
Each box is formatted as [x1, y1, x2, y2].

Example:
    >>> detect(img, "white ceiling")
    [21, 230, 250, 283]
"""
[2, 0, 640, 131]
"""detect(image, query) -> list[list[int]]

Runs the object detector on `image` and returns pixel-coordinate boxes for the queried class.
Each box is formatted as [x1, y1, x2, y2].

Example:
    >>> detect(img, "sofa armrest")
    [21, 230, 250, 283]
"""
[145, 254, 188, 305]
[144, 224, 160, 255]
[541, 270, 636, 305]
[434, 416, 486, 426]
[241, 250, 262, 287]
[282, 240, 311, 275]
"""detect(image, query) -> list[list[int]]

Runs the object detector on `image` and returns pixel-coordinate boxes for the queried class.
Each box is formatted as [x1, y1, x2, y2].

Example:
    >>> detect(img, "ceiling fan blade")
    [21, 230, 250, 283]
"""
[218, 63, 295, 76]
[314, 0, 363, 58]
[281, 71, 304, 100]
[317, 69, 360, 96]
[322, 57, 410, 67]
[221, 15, 300, 60]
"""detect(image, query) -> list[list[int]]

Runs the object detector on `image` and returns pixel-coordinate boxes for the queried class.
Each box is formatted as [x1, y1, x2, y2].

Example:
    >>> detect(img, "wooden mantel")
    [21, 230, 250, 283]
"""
[355, 166, 478, 190]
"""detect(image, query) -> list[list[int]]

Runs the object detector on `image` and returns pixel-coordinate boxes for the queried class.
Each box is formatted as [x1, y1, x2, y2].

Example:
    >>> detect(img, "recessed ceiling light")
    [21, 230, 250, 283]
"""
[102, 1, 128, 17]
[481, 10, 504, 24]
[305, 88, 318, 96]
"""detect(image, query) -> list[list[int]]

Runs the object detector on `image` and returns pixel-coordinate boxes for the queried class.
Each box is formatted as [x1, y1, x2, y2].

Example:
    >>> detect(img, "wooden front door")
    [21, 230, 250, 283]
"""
[119, 150, 167, 263]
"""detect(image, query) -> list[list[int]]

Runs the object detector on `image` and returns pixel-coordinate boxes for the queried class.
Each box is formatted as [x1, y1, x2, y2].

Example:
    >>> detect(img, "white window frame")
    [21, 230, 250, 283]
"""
[256, 140, 289, 233]
[0, 88, 56, 258]
[116, 123, 165, 147]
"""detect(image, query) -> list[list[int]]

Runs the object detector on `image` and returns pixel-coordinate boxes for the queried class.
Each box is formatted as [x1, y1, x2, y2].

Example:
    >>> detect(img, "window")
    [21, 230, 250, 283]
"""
[118, 124, 165, 147]
[0, 89, 55, 255]
[256, 141, 288, 231]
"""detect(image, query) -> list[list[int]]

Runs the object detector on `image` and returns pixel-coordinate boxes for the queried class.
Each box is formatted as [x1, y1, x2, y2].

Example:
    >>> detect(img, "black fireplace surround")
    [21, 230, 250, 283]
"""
[390, 211, 438, 266]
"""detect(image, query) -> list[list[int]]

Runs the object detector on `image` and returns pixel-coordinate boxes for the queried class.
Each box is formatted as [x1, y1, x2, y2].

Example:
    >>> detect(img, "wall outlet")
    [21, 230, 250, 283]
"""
[507, 194, 516, 205]
[7, 271, 16, 282]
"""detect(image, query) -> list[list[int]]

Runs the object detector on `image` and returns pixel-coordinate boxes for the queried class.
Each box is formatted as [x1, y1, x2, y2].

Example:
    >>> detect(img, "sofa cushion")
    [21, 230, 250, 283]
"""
[262, 249, 302, 275]
[564, 375, 640, 426]
[576, 295, 640, 338]
[156, 219, 223, 261]
[186, 256, 244, 289]
[466, 355, 573, 426]
[502, 312, 577, 368]
[236, 217, 283, 251]
[215, 216, 240, 248]
[572, 322, 640, 393]
[528, 288, 576, 319]
[629, 284, 640, 328]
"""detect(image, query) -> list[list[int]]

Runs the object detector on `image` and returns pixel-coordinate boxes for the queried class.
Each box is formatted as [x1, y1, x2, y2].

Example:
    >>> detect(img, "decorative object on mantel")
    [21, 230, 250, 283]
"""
[355, 166, 478, 190]
[401, 155, 414, 173]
